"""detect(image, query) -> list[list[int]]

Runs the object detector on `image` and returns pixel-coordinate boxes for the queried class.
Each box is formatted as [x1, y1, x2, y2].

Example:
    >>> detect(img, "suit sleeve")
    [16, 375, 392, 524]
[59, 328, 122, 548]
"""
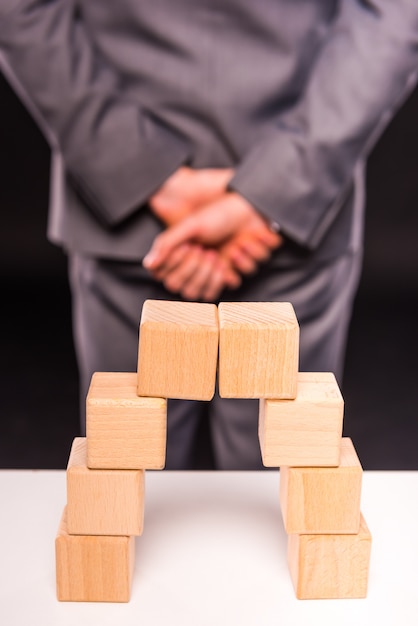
[229, 0, 418, 250]
[0, 0, 190, 227]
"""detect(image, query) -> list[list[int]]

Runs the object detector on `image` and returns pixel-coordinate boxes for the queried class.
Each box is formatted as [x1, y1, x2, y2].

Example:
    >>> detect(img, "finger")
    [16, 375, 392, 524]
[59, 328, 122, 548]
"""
[216, 256, 242, 290]
[180, 249, 218, 301]
[233, 235, 272, 263]
[225, 245, 258, 275]
[201, 256, 241, 301]
[223, 269, 242, 290]
[201, 263, 228, 302]
[253, 227, 283, 250]
[151, 243, 192, 281]
[143, 217, 201, 270]
[221, 225, 283, 273]
[162, 245, 204, 294]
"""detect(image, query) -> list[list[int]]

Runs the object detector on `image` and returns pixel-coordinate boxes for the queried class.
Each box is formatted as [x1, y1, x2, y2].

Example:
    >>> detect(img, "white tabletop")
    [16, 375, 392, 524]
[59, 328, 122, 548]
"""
[0, 470, 417, 625]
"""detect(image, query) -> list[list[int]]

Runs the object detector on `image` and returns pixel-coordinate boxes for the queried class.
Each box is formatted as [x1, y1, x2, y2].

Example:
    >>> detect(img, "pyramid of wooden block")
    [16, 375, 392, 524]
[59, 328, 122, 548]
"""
[137, 299, 219, 400]
[218, 301, 299, 398]
[54, 299, 372, 603]
[87, 371, 167, 470]
[259, 372, 344, 467]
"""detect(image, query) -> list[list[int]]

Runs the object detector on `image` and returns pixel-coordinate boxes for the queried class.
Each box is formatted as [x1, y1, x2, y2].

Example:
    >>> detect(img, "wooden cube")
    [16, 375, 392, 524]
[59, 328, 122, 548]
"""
[288, 513, 372, 599]
[218, 302, 299, 399]
[259, 372, 344, 467]
[137, 300, 219, 401]
[55, 508, 135, 602]
[66, 437, 145, 536]
[86, 372, 167, 470]
[280, 438, 362, 534]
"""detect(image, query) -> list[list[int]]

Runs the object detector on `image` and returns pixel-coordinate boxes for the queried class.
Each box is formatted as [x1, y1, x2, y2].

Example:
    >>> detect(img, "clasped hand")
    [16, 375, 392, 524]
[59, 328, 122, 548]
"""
[144, 166, 283, 301]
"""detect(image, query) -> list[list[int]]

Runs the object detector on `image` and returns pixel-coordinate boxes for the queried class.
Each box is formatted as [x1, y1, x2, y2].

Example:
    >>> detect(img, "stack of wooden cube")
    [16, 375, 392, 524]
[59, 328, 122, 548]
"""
[55, 300, 217, 602]
[217, 301, 371, 600]
[55, 299, 371, 602]
[55, 371, 167, 601]
[247, 310, 372, 600]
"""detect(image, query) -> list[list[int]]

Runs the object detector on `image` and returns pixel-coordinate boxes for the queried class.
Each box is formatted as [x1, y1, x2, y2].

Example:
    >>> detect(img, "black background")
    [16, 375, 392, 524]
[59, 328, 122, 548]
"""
[1, 73, 417, 470]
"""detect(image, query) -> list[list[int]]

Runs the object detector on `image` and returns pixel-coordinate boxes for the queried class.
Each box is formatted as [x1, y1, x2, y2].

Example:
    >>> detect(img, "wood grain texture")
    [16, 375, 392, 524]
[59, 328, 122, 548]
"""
[55, 507, 135, 602]
[259, 372, 344, 467]
[66, 437, 145, 536]
[137, 300, 219, 401]
[86, 372, 167, 470]
[287, 513, 372, 599]
[218, 302, 299, 399]
[280, 438, 363, 534]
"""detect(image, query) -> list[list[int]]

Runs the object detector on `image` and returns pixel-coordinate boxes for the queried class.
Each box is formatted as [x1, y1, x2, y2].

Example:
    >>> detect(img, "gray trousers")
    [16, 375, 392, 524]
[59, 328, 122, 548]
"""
[68, 248, 362, 470]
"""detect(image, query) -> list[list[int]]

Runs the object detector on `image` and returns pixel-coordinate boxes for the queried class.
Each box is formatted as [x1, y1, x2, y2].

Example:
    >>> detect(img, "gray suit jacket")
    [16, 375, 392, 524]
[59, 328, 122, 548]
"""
[1, 0, 418, 264]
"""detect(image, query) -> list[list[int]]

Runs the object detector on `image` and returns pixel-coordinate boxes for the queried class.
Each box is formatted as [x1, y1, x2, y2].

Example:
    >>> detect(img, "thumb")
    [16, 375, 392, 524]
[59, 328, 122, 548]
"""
[143, 216, 200, 270]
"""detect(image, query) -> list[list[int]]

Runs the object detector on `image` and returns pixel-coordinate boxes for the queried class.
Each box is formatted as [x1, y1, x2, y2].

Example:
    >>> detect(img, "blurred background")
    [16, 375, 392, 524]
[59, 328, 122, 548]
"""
[1, 73, 417, 471]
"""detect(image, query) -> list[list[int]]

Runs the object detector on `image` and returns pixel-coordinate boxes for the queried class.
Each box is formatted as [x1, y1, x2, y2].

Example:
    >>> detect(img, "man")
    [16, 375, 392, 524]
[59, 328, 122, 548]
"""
[1, 0, 417, 469]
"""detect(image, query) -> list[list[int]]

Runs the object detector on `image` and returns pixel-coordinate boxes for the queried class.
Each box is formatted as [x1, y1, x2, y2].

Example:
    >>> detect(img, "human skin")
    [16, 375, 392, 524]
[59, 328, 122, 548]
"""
[147, 167, 282, 300]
